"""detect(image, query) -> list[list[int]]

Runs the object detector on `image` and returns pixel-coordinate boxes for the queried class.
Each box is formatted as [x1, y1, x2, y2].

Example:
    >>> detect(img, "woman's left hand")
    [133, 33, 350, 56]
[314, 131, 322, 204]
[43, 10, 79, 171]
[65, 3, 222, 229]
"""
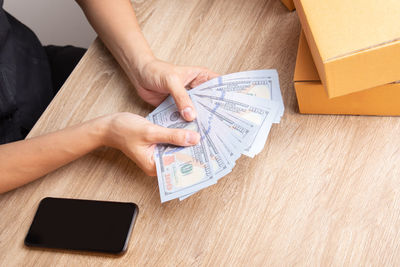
[131, 59, 219, 121]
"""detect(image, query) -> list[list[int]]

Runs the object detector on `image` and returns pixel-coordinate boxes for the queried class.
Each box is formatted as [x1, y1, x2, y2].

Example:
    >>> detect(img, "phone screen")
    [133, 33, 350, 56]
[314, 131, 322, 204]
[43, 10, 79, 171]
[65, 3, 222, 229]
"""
[25, 197, 138, 254]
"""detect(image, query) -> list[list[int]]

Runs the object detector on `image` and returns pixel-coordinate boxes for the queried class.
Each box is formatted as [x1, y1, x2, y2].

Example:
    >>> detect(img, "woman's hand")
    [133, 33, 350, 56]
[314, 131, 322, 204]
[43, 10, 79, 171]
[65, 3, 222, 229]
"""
[103, 112, 200, 176]
[131, 59, 219, 121]
[77, 0, 218, 121]
[0, 112, 199, 193]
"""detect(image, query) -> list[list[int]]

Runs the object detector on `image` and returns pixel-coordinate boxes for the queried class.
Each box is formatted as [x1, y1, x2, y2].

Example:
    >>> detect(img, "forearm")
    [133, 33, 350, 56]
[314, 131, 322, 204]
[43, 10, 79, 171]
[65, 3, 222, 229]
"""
[0, 117, 107, 193]
[76, 0, 155, 79]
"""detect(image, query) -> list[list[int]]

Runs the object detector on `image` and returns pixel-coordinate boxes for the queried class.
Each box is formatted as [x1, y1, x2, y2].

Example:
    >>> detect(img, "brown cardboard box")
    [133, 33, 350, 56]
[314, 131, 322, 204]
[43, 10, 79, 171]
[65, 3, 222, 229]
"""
[294, 32, 400, 116]
[294, 0, 400, 98]
[280, 0, 295, 11]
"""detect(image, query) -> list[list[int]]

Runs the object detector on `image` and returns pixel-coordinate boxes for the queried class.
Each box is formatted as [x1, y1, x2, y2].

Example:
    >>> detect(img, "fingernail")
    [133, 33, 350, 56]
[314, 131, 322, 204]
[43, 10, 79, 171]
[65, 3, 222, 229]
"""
[182, 107, 196, 121]
[185, 132, 200, 145]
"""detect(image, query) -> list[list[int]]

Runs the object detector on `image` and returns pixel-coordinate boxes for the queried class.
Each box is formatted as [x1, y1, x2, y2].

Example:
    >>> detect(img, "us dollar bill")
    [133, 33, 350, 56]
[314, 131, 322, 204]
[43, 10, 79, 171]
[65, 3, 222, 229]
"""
[195, 97, 257, 149]
[191, 69, 284, 122]
[149, 102, 216, 202]
[192, 92, 279, 157]
[148, 69, 283, 202]
[178, 120, 233, 201]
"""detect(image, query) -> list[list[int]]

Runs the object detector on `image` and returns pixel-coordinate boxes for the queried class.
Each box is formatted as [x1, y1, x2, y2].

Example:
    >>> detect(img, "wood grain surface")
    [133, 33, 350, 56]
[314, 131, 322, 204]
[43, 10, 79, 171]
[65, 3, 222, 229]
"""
[2, 0, 400, 266]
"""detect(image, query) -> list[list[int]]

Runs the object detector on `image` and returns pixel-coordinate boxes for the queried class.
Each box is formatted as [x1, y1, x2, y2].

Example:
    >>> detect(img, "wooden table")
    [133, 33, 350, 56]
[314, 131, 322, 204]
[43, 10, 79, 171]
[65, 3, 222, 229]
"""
[2, 0, 400, 265]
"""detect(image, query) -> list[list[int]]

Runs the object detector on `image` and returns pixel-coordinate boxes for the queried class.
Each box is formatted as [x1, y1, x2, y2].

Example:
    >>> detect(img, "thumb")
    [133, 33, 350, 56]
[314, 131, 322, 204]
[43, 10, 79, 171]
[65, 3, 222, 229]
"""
[165, 74, 196, 121]
[147, 124, 200, 146]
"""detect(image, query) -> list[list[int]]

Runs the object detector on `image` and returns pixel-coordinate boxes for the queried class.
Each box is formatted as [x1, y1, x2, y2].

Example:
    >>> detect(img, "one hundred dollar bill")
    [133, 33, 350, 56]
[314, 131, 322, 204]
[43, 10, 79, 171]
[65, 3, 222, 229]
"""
[195, 97, 257, 149]
[192, 92, 279, 157]
[148, 69, 284, 202]
[191, 69, 284, 122]
[178, 121, 233, 201]
[149, 102, 216, 202]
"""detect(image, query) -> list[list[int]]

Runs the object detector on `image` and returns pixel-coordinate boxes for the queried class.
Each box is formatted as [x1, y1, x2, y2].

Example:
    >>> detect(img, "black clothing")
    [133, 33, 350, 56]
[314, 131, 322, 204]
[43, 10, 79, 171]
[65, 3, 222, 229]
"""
[0, 0, 86, 144]
[44, 45, 86, 95]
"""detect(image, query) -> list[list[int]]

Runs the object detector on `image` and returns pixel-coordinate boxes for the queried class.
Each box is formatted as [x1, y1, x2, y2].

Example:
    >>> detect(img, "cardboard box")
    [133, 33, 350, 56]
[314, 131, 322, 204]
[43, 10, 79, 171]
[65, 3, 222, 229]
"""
[294, 0, 400, 98]
[294, 32, 400, 116]
[280, 0, 295, 11]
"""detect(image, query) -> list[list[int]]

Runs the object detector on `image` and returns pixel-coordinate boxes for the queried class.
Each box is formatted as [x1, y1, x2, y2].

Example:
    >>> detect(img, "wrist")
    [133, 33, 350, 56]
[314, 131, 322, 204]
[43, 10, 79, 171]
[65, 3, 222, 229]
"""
[127, 51, 156, 81]
[86, 115, 114, 148]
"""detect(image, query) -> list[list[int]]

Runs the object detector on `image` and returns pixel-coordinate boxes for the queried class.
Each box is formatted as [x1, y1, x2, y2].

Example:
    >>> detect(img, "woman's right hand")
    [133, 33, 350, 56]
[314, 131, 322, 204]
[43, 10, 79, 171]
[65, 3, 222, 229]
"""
[101, 112, 200, 176]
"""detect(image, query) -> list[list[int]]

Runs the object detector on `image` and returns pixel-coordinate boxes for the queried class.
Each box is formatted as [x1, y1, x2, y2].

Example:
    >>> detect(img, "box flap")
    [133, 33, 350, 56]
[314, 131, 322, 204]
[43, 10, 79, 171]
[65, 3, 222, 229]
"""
[298, 0, 400, 61]
[294, 32, 320, 82]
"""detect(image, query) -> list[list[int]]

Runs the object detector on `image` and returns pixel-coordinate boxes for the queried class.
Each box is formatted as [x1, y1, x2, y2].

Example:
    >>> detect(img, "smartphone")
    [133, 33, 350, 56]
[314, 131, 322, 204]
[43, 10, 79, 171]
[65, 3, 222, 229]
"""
[25, 197, 138, 255]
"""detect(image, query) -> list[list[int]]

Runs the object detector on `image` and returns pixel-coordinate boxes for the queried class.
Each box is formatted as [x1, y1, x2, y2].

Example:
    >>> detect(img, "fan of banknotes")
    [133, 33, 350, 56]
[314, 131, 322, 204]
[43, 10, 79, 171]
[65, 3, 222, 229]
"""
[146, 70, 284, 202]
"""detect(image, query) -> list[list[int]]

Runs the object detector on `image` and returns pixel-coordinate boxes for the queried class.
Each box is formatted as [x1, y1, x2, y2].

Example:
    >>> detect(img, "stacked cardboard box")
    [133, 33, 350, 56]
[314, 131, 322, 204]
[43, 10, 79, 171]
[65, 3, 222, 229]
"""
[294, 32, 400, 115]
[293, 0, 400, 115]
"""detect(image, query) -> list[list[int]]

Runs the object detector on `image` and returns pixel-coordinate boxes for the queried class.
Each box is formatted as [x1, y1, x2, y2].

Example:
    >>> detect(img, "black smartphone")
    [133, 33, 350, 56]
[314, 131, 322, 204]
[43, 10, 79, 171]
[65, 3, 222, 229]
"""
[25, 197, 138, 255]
